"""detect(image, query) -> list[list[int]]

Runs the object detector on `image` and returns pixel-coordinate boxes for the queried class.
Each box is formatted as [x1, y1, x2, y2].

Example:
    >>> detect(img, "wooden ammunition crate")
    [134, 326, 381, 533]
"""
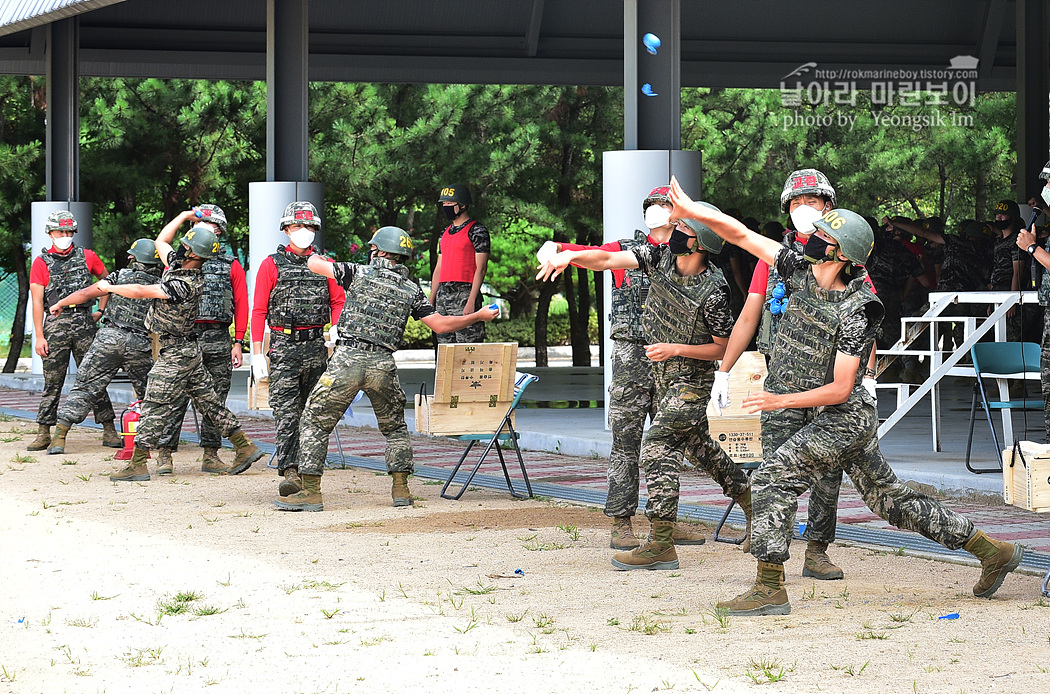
[414, 342, 517, 436]
[1003, 442, 1050, 512]
[707, 351, 768, 464]
[248, 376, 271, 410]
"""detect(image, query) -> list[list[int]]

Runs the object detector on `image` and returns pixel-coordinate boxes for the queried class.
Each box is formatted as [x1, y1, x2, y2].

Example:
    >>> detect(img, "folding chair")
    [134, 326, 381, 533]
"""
[439, 371, 536, 501]
[965, 342, 1042, 474]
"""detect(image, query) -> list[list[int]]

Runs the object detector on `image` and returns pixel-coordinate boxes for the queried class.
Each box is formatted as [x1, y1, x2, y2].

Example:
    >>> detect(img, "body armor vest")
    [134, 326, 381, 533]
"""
[765, 264, 883, 395]
[641, 252, 725, 374]
[609, 230, 651, 342]
[756, 232, 804, 354]
[146, 267, 203, 337]
[105, 264, 161, 333]
[42, 246, 93, 309]
[267, 246, 331, 328]
[1039, 239, 1050, 306]
[336, 260, 419, 351]
[197, 252, 234, 322]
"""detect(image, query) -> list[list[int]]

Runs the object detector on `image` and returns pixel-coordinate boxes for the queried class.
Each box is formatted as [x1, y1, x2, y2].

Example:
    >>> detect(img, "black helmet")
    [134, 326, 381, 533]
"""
[438, 184, 472, 206]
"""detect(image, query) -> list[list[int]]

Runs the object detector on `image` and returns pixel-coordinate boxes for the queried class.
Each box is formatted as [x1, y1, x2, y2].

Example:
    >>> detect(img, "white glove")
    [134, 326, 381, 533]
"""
[251, 354, 269, 381]
[711, 371, 731, 414]
[326, 324, 339, 348]
[862, 377, 877, 400]
[536, 241, 560, 265]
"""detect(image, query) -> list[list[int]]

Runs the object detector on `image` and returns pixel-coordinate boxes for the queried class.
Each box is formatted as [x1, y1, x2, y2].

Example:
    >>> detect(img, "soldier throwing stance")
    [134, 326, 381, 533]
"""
[275, 227, 498, 512]
[46, 239, 163, 454]
[93, 219, 264, 481]
[537, 210, 751, 571]
[669, 179, 1024, 615]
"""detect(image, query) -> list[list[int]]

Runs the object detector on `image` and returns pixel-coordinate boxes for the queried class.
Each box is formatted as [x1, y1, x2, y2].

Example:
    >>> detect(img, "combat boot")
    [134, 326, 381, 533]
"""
[27, 424, 51, 451]
[803, 541, 844, 580]
[155, 448, 174, 476]
[611, 519, 679, 571]
[201, 448, 231, 475]
[110, 447, 150, 482]
[48, 420, 72, 455]
[672, 520, 707, 546]
[735, 490, 753, 554]
[227, 429, 263, 475]
[273, 474, 323, 512]
[963, 529, 1024, 598]
[610, 516, 641, 550]
[278, 468, 302, 497]
[391, 472, 413, 507]
[717, 561, 791, 616]
[101, 421, 122, 448]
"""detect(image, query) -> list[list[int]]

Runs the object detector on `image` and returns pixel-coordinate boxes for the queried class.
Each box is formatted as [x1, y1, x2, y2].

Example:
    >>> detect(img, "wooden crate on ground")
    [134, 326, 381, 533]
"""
[1003, 441, 1050, 512]
[707, 351, 767, 464]
[247, 332, 272, 410]
[415, 342, 517, 436]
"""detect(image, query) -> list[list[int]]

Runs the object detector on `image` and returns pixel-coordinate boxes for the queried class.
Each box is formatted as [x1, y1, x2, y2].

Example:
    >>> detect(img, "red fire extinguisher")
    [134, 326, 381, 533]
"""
[114, 400, 143, 461]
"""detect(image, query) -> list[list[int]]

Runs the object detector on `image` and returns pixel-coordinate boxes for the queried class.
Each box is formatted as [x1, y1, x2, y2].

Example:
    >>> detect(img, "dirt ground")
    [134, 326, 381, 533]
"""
[0, 415, 1048, 694]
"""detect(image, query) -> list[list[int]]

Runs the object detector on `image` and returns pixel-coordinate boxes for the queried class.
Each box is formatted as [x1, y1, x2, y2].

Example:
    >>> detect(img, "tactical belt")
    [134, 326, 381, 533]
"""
[157, 333, 196, 344]
[196, 322, 229, 332]
[337, 337, 392, 353]
[271, 326, 324, 342]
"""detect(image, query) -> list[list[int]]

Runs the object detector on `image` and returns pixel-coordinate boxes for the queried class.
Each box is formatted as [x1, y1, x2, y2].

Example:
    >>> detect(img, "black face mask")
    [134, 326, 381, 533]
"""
[668, 228, 696, 256]
[441, 205, 459, 221]
[992, 219, 1012, 230]
[803, 234, 835, 264]
[174, 245, 188, 263]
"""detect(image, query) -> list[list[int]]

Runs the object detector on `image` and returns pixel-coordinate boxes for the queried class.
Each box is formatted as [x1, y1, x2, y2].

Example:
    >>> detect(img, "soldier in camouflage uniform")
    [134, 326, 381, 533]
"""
[988, 200, 1024, 342]
[430, 183, 490, 344]
[542, 186, 707, 549]
[93, 216, 264, 481]
[275, 226, 498, 512]
[155, 204, 250, 473]
[1018, 161, 1050, 441]
[868, 217, 931, 357]
[538, 209, 750, 571]
[670, 190, 1024, 616]
[250, 202, 345, 496]
[46, 239, 164, 454]
[27, 211, 119, 451]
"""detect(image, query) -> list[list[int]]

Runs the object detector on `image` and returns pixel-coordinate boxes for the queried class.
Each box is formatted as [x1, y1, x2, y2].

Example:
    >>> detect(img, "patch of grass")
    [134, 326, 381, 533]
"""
[421, 479, 442, 486]
[321, 608, 341, 620]
[210, 499, 226, 507]
[627, 613, 670, 635]
[228, 629, 266, 640]
[65, 616, 98, 628]
[1019, 598, 1050, 610]
[75, 473, 92, 482]
[301, 579, 345, 591]
[61, 459, 77, 465]
[157, 591, 202, 616]
[744, 657, 794, 684]
[889, 611, 914, 622]
[521, 536, 567, 551]
[120, 646, 165, 667]
[705, 606, 731, 630]
[12, 453, 36, 463]
[456, 578, 497, 596]
[0, 436, 21, 443]
[192, 604, 226, 616]
[831, 661, 870, 676]
[856, 630, 889, 641]
[90, 591, 117, 601]
[360, 635, 392, 646]
[0, 664, 17, 682]
[505, 609, 528, 623]
[606, 617, 620, 626]
[557, 523, 581, 541]
[532, 613, 555, 629]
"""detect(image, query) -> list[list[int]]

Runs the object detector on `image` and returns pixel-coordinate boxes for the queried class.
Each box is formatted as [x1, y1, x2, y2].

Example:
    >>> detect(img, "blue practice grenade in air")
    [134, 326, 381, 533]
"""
[768, 282, 787, 315]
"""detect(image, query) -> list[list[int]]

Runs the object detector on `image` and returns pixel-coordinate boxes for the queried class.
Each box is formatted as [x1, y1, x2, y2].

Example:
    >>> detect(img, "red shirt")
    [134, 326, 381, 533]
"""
[250, 253, 346, 343]
[29, 246, 107, 286]
[561, 236, 660, 289]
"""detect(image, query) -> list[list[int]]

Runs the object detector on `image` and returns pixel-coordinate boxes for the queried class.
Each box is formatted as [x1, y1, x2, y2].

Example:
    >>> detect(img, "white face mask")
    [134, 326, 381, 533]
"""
[644, 204, 672, 229]
[1041, 184, 1050, 209]
[789, 204, 824, 234]
[288, 228, 316, 250]
[52, 236, 74, 251]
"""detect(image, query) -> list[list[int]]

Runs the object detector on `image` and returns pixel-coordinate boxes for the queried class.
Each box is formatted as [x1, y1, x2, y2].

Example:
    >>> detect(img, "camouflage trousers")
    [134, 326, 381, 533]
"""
[605, 340, 658, 517]
[267, 334, 328, 473]
[434, 281, 485, 344]
[38, 311, 115, 426]
[57, 326, 154, 425]
[1042, 309, 1050, 442]
[751, 388, 975, 563]
[133, 339, 241, 451]
[761, 406, 843, 545]
[158, 327, 233, 449]
[641, 362, 750, 521]
[297, 346, 412, 476]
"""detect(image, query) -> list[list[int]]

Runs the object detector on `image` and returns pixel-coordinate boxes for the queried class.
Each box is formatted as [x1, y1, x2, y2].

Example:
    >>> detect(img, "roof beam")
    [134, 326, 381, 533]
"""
[977, 0, 1006, 79]
[526, 0, 544, 57]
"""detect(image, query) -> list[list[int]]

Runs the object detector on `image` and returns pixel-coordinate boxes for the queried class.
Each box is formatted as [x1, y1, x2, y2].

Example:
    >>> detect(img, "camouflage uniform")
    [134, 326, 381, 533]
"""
[989, 231, 1022, 342]
[264, 246, 332, 473]
[37, 247, 115, 427]
[867, 229, 926, 349]
[632, 244, 749, 521]
[434, 219, 490, 344]
[133, 256, 243, 450]
[297, 258, 433, 476]
[751, 249, 975, 563]
[936, 234, 989, 352]
[1038, 241, 1050, 442]
[56, 263, 161, 424]
[158, 250, 236, 449]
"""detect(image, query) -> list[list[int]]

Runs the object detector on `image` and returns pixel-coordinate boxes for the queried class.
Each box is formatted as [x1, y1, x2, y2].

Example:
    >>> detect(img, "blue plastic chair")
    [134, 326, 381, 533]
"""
[440, 372, 537, 500]
[965, 342, 1042, 473]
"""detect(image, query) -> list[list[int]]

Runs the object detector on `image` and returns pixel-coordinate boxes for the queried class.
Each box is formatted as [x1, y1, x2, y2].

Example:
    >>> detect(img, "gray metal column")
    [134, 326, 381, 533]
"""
[46, 18, 79, 201]
[1015, 0, 1049, 198]
[267, 0, 309, 182]
[633, 0, 681, 150]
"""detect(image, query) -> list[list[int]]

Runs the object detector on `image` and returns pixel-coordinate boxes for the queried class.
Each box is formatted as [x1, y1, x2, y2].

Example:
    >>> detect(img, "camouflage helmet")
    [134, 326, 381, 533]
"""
[45, 210, 77, 233]
[679, 202, 725, 254]
[1040, 159, 1050, 181]
[180, 224, 221, 259]
[127, 238, 161, 265]
[642, 185, 672, 212]
[812, 208, 873, 265]
[780, 168, 836, 213]
[194, 204, 227, 233]
[279, 201, 321, 230]
[368, 226, 414, 258]
[438, 184, 472, 206]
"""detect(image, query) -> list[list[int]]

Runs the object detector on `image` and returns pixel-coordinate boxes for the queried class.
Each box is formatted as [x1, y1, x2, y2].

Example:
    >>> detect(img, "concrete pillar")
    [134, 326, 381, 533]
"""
[267, 0, 310, 182]
[46, 18, 79, 202]
[1015, 0, 1049, 200]
[625, 0, 681, 150]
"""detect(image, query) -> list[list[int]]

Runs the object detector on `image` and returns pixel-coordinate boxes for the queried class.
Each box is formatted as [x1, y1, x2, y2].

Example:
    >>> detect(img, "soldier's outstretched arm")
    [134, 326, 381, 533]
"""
[645, 335, 728, 363]
[536, 249, 637, 282]
[307, 254, 336, 279]
[669, 177, 782, 266]
[156, 210, 198, 264]
[742, 351, 861, 413]
[48, 284, 108, 316]
[97, 280, 168, 301]
[422, 305, 499, 335]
